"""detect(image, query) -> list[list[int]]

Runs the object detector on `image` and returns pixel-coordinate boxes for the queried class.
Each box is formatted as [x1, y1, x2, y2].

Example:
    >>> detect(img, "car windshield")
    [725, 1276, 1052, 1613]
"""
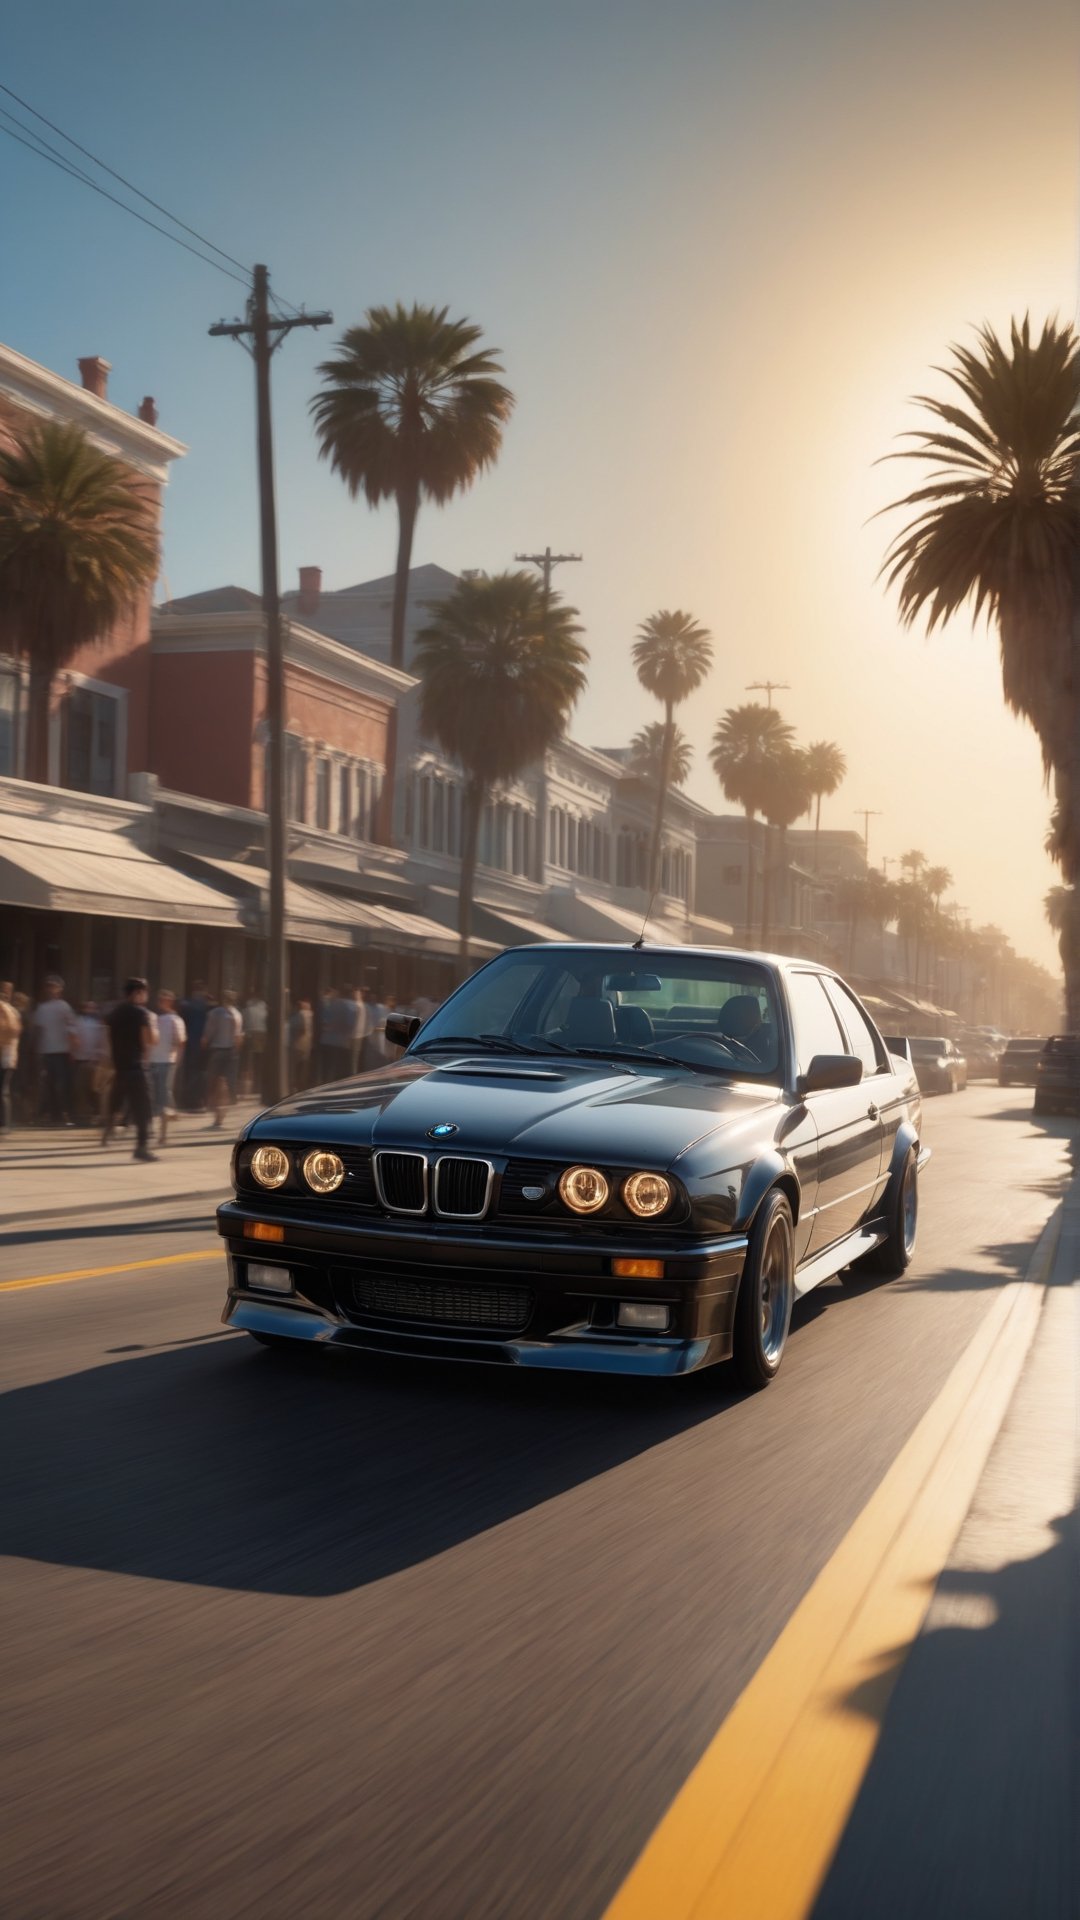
[412, 948, 783, 1078]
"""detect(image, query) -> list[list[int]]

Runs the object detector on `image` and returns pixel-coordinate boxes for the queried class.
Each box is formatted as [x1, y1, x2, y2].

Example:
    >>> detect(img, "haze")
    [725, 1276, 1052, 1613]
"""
[3, 0, 1076, 969]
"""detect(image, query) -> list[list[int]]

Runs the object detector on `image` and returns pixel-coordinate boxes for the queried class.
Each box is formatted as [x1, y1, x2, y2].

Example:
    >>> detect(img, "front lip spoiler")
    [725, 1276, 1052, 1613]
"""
[224, 1295, 715, 1376]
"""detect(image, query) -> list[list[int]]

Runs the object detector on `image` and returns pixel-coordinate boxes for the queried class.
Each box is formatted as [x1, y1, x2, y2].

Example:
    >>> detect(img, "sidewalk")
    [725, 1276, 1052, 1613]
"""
[0, 1100, 263, 1229]
[813, 1193, 1080, 1919]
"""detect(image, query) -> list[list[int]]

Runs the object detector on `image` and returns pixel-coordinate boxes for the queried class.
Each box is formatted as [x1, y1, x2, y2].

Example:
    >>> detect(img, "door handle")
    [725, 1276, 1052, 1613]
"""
[867, 1102, 879, 1120]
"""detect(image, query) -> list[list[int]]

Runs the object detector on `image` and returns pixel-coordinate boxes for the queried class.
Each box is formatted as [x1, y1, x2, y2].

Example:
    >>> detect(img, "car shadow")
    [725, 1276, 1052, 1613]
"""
[0, 1332, 753, 1598]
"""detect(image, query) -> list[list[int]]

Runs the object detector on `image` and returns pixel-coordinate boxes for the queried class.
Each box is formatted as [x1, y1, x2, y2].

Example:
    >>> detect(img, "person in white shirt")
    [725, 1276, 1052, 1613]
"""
[0, 982, 22, 1133]
[202, 990, 243, 1128]
[150, 990, 187, 1145]
[71, 1002, 107, 1127]
[242, 994, 268, 1098]
[32, 976, 76, 1127]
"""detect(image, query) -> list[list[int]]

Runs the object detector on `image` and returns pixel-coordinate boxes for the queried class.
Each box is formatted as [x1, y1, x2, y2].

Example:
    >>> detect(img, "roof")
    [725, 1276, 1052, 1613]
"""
[158, 586, 262, 614]
[0, 813, 241, 927]
[289, 562, 459, 603]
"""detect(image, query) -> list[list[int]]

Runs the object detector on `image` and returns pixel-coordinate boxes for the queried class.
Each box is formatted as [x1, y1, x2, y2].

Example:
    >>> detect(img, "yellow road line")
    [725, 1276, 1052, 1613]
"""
[604, 1212, 1061, 1920]
[0, 1249, 216, 1294]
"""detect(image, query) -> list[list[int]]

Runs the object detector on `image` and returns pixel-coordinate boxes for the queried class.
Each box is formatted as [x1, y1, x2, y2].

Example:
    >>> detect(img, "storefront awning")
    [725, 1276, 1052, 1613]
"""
[427, 886, 568, 949]
[187, 857, 498, 958]
[549, 890, 691, 947]
[0, 814, 243, 927]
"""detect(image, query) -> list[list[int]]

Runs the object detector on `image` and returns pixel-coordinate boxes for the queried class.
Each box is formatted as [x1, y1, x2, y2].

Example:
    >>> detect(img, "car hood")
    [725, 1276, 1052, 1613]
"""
[246, 1051, 781, 1169]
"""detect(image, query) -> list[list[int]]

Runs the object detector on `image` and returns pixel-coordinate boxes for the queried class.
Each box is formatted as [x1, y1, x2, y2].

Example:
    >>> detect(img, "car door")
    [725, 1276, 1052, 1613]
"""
[786, 970, 883, 1256]
[821, 977, 891, 1219]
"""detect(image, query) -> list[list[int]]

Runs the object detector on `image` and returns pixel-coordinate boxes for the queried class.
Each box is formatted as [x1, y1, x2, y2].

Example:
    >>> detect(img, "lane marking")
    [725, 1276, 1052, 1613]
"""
[0, 1249, 217, 1294]
[604, 1210, 1061, 1920]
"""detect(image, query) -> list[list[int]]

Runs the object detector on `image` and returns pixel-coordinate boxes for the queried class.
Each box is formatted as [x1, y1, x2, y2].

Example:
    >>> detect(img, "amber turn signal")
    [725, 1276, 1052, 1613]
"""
[244, 1221, 285, 1243]
[611, 1257, 665, 1280]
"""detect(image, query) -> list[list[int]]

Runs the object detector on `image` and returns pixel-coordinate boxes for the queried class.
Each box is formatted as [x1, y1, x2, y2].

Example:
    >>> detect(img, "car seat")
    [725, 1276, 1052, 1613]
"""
[716, 994, 773, 1065]
[564, 997, 618, 1046]
[614, 1005, 654, 1045]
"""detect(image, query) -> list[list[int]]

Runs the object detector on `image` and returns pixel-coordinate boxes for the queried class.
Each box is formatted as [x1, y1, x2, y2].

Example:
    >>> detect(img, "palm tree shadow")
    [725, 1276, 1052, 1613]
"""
[813, 1508, 1079, 1919]
[0, 1336, 748, 1598]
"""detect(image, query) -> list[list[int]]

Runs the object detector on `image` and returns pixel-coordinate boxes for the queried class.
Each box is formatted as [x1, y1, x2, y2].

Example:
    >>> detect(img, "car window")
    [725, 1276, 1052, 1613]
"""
[822, 978, 886, 1077]
[787, 971, 847, 1077]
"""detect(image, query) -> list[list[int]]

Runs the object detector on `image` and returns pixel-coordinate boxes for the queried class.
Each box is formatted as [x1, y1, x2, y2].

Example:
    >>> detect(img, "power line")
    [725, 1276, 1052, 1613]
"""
[0, 79, 251, 278]
[0, 112, 250, 288]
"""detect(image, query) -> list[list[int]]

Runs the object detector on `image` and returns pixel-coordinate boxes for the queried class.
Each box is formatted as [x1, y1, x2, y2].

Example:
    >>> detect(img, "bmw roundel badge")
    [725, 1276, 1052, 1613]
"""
[427, 1122, 459, 1139]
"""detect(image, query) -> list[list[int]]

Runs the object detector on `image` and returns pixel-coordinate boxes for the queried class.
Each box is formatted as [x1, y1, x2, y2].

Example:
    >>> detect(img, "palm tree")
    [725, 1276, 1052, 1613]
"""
[803, 740, 847, 871]
[900, 848, 927, 883]
[0, 419, 159, 783]
[415, 572, 587, 973]
[312, 304, 514, 670]
[632, 610, 712, 896]
[1045, 886, 1078, 1023]
[924, 864, 952, 910]
[881, 316, 1080, 1019]
[629, 720, 692, 789]
[759, 744, 813, 946]
[709, 704, 794, 937]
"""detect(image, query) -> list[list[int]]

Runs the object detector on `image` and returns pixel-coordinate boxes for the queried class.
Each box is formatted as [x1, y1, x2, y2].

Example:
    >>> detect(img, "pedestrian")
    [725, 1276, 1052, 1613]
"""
[241, 992, 268, 1099]
[102, 978, 156, 1162]
[0, 982, 21, 1133]
[288, 997, 314, 1092]
[10, 992, 33, 1125]
[70, 1000, 107, 1126]
[366, 991, 397, 1068]
[149, 989, 187, 1146]
[202, 988, 243, 1128]
[323, 983, 357, 1082]
[32, 976, 76, 1127]
[317, 989, 336, 1083]
[179, 980, 211, 1109]
[348, 985, 372, 1074]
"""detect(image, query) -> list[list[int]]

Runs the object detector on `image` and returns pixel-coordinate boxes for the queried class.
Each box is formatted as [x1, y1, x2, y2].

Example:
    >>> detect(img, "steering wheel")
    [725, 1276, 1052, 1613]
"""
[666, 1029, 762, 1065]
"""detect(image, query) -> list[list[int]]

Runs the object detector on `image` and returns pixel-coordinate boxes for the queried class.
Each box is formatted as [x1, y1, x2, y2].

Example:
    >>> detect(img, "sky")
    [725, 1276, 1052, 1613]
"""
[2, 0, 1078, 971]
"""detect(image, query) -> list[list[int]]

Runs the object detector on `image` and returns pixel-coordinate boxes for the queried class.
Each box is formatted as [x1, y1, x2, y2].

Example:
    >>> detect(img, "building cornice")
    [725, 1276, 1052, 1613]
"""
[151, 608, 417, 699]
[0, 342, 187, 483]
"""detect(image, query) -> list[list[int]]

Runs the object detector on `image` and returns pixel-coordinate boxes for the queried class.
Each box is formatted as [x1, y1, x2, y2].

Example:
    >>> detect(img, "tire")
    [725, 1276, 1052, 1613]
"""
[860, 1146, 918, 1277]
[732, 1189, 795, 1391]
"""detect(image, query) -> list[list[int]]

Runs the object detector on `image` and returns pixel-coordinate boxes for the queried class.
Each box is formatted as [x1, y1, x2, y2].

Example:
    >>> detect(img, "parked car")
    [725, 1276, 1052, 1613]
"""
[218, 945, 928, 1391]
[908, 1035, 967, 1094]
[1033, 1035, 1080, 1116]
[998, 1038, 1046, 1088]
[957, 1029, 1001, 1079]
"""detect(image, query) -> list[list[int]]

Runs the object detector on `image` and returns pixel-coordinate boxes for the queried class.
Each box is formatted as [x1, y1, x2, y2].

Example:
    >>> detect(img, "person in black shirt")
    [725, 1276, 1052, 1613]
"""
[103, 977, 156, 1161]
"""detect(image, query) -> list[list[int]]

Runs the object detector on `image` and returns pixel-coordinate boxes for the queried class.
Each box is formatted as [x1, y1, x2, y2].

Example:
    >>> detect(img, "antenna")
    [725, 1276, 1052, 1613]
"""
[632, 884, 660, 949]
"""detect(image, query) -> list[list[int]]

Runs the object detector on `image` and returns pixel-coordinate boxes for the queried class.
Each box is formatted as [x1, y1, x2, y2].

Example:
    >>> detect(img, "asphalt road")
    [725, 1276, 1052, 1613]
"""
[0, 1086, 1072, 1920]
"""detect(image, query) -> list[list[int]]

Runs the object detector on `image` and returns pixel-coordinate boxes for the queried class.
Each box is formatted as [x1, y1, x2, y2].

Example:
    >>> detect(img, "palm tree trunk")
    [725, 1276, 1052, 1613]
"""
[390, 487, 419, 674]
[647, 702, 675, 897]
[813, 791, 822, 872]
[457, 781, 484, 981]
[26, 664, 51, 784]
[760, 824, 772, 947]
[777, 824, 789, 936]
[744, 808, 755, 938]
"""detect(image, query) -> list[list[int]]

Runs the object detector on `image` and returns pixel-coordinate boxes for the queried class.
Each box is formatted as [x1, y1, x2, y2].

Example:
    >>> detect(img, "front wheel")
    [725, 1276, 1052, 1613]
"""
[859, 1146, 918, 1277]
[732, 1189, 795, 1391]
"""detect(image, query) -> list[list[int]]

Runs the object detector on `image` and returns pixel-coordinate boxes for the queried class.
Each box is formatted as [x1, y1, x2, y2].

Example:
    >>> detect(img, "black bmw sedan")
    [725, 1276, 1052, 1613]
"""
[218, 945, 928, 1390]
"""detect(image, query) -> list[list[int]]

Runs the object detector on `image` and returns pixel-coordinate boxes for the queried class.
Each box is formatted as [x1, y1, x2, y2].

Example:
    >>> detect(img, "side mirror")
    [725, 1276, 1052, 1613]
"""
[797, 1053, 863, 1096]
[385, 1012, 420, 1049]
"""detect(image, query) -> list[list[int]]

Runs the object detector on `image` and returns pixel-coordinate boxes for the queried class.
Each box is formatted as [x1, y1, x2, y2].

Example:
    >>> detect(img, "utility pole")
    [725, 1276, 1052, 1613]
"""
[210, 266, 332, 1104]
[746, 679, 790, 708]
[853, 808, 882, 862]
[515, 545, 582, 605]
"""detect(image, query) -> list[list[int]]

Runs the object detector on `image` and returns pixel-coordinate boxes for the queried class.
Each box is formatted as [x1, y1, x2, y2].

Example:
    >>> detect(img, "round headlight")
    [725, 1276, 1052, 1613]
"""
[303, 1149, 345, 1194]
[623, 1171, 673, 1218]
[559, 1165, 609, 1214]
[250, 1145, 289, 1189]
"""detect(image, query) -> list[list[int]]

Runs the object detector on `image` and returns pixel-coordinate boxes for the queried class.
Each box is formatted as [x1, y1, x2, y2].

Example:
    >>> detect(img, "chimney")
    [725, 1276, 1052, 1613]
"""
[138, 395, 159, 426]
[298, 566, 322, 617]
[77, 356, 111, 400]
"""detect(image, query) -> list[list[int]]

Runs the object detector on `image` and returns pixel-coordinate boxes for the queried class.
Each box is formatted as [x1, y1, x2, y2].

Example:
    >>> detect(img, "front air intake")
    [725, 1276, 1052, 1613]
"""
[373, 1151, 428, 1214]
[433, 1156, 492, 1219]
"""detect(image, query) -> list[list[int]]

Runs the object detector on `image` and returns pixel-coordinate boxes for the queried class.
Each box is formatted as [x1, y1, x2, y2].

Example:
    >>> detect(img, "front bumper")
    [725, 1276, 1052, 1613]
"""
[217, 1200, 748, 1376]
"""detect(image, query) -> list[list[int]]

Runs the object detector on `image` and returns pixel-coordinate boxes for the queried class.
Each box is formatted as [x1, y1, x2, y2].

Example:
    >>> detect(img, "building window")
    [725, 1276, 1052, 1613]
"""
[315, 758, 331, 831]
[0, 660, 21, 776]
[62, 683, 123, 797]
[285, 739, 307, 821]
[339, 763, 352, 835]
[722, 863, 743, 887]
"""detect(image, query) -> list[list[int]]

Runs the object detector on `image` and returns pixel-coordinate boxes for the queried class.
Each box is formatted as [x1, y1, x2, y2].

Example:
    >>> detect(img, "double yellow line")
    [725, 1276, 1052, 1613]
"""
[0, 1249, 214, 1294]
[604, 1218, 1058, 1920]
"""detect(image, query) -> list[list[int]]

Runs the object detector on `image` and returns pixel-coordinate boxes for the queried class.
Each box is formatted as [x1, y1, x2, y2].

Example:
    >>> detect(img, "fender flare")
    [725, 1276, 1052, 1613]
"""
[735, 1150, 801, 1233]
[885, 1119, 921, 1192]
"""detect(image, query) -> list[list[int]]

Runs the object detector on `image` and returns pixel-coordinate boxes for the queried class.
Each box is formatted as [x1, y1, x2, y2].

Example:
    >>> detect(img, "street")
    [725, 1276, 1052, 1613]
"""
[0, 1086, 1075, 1920]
